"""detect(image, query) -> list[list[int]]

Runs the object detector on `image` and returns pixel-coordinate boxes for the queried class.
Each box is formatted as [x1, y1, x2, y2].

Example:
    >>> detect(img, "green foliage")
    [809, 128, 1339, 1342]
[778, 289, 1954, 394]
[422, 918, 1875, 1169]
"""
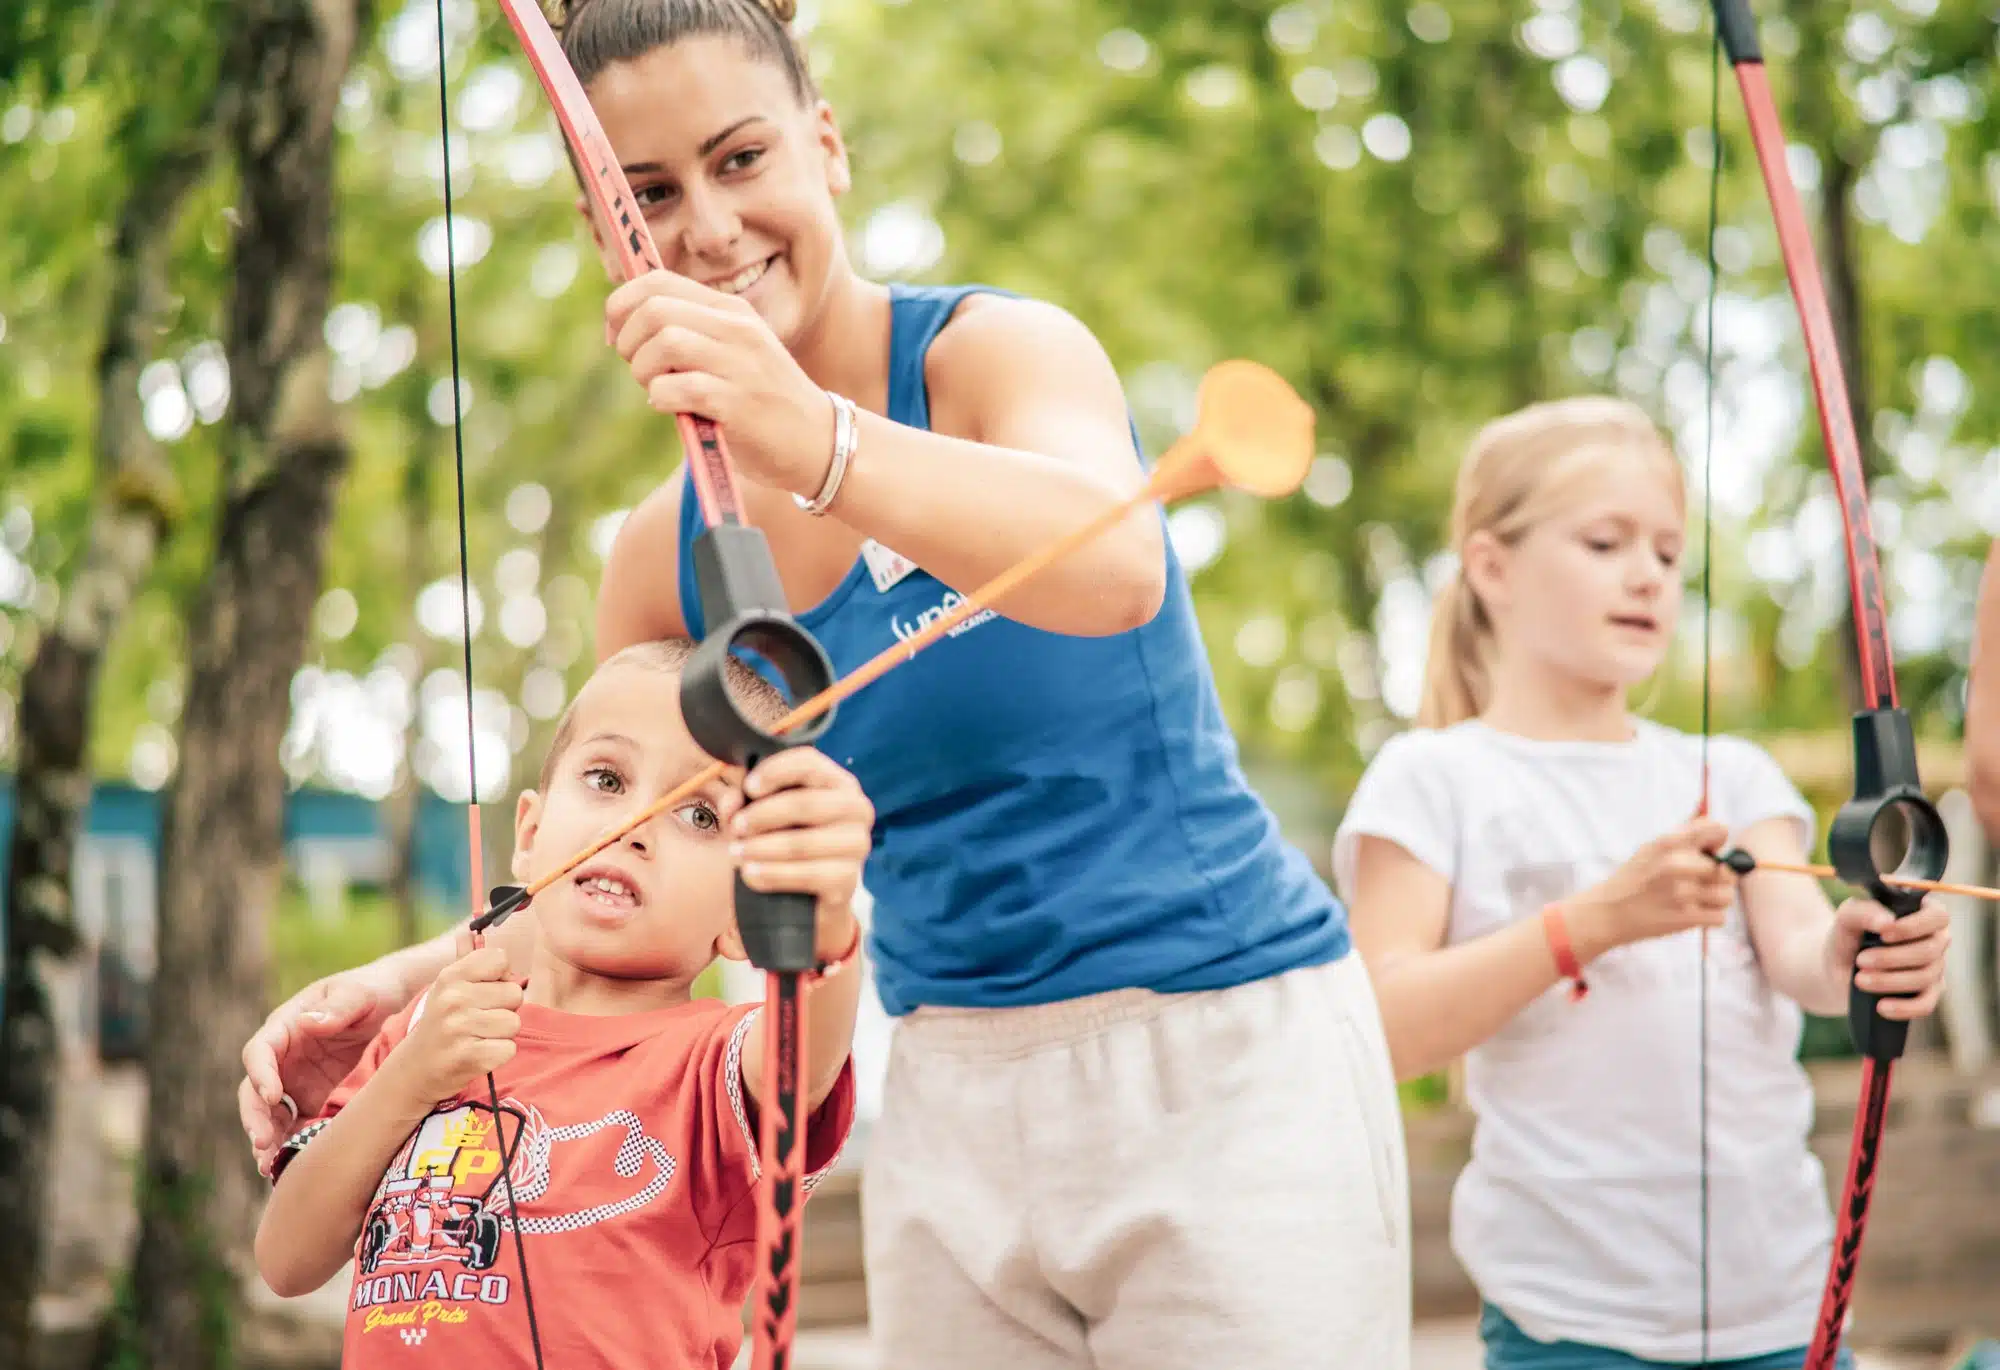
[272, 886, 439, 1002]
[1398, 1070, 1451, 1113]
[8, 0, 1987, 808]
[7, 0, 1999, 1065]
[813, 0, 2000, 811]
[0, 0, 227, 153]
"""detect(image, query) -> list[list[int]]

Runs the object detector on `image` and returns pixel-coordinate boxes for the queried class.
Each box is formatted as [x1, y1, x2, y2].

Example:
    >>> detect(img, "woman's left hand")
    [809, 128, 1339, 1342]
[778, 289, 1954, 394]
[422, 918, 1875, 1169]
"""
[1825, 894, 1952, 1020]
[604, 270, 835, 495]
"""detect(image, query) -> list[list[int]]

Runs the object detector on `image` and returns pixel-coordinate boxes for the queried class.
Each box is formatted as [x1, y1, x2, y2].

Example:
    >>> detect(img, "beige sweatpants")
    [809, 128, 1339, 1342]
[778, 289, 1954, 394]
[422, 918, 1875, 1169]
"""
[859, 951, 1412, 1369]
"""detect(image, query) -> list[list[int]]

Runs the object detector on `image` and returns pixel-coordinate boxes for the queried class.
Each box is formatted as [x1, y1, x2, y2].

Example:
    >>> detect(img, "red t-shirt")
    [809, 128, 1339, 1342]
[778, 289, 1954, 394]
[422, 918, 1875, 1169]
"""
[274, 989, 854, 1369]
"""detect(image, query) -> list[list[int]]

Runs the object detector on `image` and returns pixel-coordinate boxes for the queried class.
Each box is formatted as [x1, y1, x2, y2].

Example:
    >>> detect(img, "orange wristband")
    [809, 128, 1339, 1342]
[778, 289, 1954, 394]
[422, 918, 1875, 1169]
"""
[1542, 903, 1589, 1002]
[808, 918, 863, 982]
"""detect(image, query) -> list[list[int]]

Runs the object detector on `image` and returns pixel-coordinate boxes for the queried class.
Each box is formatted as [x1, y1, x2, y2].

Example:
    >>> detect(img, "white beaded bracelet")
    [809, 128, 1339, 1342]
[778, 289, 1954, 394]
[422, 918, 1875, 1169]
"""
[798, 391, 858, 516]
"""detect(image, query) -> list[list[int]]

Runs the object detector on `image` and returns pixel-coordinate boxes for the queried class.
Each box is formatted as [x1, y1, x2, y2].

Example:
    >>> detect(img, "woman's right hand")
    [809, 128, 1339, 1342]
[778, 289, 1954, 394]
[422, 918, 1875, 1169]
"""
[1573, 816, 1739, 956]
[239, 962, 413, 1177]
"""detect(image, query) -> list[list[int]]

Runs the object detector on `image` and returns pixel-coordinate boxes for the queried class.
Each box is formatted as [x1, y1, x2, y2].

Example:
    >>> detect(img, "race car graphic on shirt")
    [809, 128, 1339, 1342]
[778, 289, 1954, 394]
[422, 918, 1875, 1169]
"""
[358, 1104, 524, 1272]
[358, 1105, 515, 1276]
[344, 1096, 679, 1334]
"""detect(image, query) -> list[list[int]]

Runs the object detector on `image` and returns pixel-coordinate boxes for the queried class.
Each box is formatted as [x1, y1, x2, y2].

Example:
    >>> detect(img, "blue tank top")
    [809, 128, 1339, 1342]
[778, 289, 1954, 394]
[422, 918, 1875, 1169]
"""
[676, 282, 1350, 1015]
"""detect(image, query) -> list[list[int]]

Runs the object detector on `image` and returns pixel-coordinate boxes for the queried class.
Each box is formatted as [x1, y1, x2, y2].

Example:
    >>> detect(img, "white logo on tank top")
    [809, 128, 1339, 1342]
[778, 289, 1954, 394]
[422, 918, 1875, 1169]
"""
[891, 588, 996, 644]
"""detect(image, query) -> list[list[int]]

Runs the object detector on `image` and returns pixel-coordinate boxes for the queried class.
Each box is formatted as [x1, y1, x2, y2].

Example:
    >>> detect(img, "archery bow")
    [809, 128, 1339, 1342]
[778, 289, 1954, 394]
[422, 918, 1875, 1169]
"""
[451, 355, 1308, 1363]
[463, 3, 842, 1367]
[1707, 4, 1952, 1364]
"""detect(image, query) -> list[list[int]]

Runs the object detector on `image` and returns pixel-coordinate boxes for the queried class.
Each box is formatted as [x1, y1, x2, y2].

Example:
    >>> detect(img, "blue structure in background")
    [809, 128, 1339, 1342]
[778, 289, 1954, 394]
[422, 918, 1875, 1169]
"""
[0, 776, 477, 1055]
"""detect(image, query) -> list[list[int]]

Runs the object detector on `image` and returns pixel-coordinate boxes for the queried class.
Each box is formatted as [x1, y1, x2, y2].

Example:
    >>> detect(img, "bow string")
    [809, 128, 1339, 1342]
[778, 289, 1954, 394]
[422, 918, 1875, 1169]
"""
[433, 0, 549, 1365]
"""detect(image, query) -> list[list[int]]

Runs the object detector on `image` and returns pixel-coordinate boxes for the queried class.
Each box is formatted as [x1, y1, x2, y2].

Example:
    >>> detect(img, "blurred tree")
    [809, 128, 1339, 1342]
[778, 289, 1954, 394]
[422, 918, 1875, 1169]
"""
[815, 0, 1704, 783]
[115, 1, 370, 1364]
[0, 3, 227, 1358]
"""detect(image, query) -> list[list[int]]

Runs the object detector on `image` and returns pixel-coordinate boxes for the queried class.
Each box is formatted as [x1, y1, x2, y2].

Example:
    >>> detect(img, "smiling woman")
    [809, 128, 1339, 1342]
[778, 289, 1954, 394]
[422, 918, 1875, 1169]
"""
[237, 1, 1414, 1365]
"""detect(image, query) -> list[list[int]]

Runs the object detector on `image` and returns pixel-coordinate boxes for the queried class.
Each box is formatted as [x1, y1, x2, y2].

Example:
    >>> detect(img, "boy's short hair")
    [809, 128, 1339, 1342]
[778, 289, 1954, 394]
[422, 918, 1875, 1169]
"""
[536, 640, 791, 792]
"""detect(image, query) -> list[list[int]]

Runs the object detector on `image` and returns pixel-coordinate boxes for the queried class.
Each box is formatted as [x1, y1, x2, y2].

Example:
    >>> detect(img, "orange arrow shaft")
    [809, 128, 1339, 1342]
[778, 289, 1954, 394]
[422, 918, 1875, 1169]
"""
[1750, 857, 1999, 903]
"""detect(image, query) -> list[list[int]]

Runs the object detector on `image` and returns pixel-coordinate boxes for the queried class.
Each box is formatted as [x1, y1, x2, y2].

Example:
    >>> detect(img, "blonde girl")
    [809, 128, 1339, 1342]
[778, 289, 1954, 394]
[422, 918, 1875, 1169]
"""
[1333, 397, 1950, 1370]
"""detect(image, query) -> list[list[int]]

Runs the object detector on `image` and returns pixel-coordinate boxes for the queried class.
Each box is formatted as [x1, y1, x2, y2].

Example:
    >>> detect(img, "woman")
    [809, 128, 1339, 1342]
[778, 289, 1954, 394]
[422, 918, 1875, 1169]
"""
[238, 1, 1411, 1364]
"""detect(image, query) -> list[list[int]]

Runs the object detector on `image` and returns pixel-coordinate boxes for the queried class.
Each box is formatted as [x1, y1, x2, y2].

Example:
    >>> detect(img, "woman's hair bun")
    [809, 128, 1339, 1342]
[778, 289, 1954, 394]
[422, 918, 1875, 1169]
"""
[557, 0, 795, 31]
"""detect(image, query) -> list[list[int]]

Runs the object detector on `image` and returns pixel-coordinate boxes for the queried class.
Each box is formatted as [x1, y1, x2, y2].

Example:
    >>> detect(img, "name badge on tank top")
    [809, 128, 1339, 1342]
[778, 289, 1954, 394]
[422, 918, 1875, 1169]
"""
[861, 538, 919, 593]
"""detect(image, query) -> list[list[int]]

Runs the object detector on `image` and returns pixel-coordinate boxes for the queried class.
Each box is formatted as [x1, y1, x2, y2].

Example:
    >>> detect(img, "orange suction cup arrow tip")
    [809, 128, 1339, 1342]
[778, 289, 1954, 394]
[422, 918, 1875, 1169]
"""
[1153, 360, 1317, 503]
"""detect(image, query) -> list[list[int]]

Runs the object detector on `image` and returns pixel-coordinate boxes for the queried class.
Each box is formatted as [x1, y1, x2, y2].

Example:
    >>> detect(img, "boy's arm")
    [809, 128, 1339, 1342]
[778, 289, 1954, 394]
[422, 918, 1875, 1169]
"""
[254, 1052, 438, 1297]
[255, 945, 521, 1298]
[739, 911, 865, 1112]
[724, 747, 872, 1113]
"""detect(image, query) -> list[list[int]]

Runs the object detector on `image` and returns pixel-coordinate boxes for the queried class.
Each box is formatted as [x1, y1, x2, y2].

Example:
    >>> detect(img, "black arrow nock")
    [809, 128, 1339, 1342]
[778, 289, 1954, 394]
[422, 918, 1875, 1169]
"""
[471, 883, 533, 933]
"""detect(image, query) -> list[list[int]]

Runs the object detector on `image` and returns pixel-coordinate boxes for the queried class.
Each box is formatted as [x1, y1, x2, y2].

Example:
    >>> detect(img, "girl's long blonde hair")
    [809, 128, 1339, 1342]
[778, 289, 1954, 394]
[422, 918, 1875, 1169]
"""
[1416, 397, 1684, 729]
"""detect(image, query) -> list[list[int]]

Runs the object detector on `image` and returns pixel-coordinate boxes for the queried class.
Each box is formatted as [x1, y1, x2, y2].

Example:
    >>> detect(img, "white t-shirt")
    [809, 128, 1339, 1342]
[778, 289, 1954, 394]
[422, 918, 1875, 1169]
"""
[1331, 718, 1831, 1362]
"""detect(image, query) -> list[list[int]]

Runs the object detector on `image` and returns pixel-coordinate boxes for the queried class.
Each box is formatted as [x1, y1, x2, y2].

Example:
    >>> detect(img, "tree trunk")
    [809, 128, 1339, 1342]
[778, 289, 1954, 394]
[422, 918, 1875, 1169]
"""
[385, 759, 423, 947]
[126, 421, 351, 1370]
[0, 127, 211, 1366]
[119, 2, 363, 1365]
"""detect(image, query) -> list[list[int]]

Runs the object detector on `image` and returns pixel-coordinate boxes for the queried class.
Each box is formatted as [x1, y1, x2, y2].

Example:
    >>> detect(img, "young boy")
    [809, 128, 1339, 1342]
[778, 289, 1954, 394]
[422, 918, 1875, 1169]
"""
[254, 639, 869, 1368]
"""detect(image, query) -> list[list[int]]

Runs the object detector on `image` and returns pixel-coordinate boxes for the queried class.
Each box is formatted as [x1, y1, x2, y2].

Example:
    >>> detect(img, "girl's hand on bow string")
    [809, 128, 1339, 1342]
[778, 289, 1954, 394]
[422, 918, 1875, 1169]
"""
[1824, 895, 1952, 1020]
[1568, 816, 1738, 958]
[605, 270, 836, 498]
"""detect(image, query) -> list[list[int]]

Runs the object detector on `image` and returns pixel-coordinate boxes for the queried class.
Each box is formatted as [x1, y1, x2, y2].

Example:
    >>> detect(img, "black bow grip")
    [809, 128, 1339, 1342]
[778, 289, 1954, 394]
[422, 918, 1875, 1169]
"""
[1828, 708, 1947, 1063]
[679, 523, 839, 975]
